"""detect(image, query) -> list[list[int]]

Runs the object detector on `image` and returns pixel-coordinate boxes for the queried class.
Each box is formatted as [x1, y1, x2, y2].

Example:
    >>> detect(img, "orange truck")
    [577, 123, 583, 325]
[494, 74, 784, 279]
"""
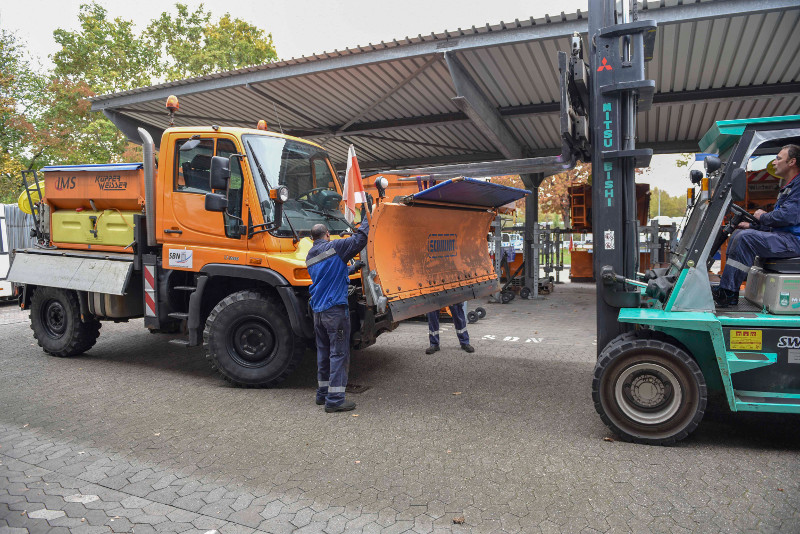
[8, 111, 527, 386]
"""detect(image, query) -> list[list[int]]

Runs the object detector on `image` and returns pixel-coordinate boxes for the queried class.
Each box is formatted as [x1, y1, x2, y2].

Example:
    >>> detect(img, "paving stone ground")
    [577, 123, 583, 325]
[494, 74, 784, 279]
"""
[1, 282, 799, 533]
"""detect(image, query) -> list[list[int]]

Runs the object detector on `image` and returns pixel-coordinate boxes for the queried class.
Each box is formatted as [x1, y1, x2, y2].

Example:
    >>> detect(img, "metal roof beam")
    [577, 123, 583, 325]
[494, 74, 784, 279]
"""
[337, 152, 503, 172]
[337, 55, 440, 133]
[444, 51, 525, 159]
[103, 110, 165, 147]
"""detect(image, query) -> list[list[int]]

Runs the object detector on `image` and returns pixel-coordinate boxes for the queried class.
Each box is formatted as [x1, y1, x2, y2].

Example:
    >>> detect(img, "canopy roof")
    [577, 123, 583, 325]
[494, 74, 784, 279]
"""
[90, 0, 800, 172]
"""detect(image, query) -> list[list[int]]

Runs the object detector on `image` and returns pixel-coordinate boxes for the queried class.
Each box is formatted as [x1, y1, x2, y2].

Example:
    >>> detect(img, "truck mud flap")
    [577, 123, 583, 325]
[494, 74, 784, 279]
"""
[365, 202, 499, 323]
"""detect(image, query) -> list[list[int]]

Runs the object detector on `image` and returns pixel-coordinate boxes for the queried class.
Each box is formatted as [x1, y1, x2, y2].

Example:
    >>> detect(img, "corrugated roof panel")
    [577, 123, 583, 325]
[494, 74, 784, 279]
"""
[89, 2, 800, 172]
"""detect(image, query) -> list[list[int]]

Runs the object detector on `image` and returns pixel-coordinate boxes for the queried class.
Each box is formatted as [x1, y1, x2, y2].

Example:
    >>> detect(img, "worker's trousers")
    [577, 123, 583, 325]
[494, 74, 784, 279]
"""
[427, 303, 469, 347]
[314, 304, 351, 407]
[720, 229, 800, 292]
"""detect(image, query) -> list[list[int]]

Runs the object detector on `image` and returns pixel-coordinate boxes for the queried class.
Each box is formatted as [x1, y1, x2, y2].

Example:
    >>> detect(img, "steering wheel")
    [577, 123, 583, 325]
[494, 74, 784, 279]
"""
[296, 187, 333, 209]
[729, 203, 759, 225]
[706, 203, 759, 269]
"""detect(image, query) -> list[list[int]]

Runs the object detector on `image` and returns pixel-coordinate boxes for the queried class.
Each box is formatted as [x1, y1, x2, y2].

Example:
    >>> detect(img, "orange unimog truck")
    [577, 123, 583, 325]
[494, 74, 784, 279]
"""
[9, 108, 528, 386]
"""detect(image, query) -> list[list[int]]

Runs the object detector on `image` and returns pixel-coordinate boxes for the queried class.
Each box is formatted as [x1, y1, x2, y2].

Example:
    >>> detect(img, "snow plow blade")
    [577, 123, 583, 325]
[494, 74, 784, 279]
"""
[364, 178, 529, 322]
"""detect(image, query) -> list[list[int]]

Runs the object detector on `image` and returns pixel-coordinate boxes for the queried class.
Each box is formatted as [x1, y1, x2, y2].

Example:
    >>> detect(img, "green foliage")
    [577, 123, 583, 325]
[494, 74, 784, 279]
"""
[53, 3, 156, 94]
[147, 4, 277, 81]
[675, 153, 693, 168]
[0, 1, 278, 204]
[650, 187, 688, 217]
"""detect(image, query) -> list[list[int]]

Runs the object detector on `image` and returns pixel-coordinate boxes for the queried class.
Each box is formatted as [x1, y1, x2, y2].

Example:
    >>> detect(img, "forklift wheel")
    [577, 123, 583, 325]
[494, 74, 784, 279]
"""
[519, 287, 531, 299]
[475, 307, 486, 319]
[467, 311, 479, 324]
[501, 291, 515, 304]
[592, 334, 707, 446]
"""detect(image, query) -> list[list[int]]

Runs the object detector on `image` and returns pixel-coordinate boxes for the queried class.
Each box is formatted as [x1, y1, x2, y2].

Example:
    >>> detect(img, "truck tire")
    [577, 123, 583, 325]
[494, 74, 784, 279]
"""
[203, 290, 303, 387]
[592, 334, 706, 446]
[30, 287, 101, 357]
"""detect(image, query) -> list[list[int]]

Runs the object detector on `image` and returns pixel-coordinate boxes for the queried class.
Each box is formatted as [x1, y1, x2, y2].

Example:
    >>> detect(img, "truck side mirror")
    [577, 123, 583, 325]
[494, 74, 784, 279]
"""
[205, 192, 228, 212]
[731, 168, 747, 201]
[209, 156, 230, 190]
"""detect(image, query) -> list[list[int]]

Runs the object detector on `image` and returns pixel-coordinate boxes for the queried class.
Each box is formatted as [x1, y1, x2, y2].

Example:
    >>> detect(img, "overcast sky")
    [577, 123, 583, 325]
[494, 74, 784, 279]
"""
[0, 0, 693, 197]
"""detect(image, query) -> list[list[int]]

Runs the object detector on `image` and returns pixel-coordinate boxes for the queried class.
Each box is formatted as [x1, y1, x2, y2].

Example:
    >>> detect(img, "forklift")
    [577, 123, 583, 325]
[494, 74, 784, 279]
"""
[573, 1, 800, 444]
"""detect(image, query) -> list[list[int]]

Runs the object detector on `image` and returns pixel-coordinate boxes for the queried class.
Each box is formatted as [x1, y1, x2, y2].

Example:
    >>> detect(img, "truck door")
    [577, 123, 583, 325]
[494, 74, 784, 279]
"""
[160, 135, 249, 268]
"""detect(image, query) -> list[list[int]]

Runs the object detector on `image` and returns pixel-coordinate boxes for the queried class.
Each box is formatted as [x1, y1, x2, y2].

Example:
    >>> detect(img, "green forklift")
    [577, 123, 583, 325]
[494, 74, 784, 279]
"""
[592, 115, 800, 445]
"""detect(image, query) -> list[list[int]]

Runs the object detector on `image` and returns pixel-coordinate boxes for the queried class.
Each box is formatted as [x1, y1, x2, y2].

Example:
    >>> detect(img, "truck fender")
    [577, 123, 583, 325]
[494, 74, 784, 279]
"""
[194, 264, 313, 341]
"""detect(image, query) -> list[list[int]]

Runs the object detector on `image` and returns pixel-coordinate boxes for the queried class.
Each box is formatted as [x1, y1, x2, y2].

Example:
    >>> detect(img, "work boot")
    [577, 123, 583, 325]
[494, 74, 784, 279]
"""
[315, 397, 325, 406]
[460, 344, 475, 353]
[325, 399, 356, 413]
[425, 345, 440, 355]
[713, 288, 739, 308]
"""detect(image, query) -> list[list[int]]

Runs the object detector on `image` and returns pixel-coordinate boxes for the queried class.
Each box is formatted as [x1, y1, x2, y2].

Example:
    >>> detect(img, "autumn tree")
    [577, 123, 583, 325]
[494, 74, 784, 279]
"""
[0, 2, 280, 202]
[649, 187, 688, 217]
[538, 162, 591, 226]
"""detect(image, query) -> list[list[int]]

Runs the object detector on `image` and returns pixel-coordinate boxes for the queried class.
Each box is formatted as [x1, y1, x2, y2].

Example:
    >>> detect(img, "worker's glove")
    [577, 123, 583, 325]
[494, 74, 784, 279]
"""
[351, 260, 365, 271]
[360, 205, 367, 219]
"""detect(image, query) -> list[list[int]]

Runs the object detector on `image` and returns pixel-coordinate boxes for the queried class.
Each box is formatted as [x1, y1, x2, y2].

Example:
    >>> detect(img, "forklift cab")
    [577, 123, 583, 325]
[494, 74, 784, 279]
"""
[593, 116, 800, 446]
[648, 117, 800, 314]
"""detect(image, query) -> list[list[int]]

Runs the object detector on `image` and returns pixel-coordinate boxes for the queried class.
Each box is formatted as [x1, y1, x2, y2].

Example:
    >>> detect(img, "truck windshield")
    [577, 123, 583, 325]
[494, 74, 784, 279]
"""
[242, 134, 350, 236]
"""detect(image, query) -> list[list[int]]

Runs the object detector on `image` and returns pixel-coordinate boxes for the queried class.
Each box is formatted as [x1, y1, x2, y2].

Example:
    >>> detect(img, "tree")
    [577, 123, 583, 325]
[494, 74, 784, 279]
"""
[0, 29, 58, 202]
[147, 4, 278, 81]
[538, 162, 591, 226]
[44, 2, 278, 166]
[649, 187, 688, 217]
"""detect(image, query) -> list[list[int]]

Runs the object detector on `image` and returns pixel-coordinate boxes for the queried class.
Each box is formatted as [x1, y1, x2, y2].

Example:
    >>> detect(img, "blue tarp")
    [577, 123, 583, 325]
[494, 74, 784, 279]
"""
[411, 177, 530, 208]
[41, 163, 143, 173]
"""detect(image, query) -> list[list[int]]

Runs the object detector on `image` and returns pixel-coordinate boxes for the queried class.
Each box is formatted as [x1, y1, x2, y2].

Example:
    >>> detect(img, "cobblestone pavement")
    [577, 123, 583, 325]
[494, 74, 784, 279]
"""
[1, 284, 799, 534]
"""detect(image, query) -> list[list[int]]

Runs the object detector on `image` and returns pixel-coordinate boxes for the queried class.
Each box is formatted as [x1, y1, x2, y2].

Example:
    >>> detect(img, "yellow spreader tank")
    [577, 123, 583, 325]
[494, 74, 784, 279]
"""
[41, 163, 145, 252]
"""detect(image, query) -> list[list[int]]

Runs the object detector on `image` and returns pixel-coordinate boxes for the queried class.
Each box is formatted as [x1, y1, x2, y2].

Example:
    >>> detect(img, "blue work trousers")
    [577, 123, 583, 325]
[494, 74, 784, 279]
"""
[427, 303, 469, 346]
[314, 304, 351, 407]
[720, 229, 800, 292]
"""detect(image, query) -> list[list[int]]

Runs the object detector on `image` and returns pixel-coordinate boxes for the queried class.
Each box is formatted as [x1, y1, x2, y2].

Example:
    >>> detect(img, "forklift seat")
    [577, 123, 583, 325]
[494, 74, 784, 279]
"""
[754, 256, 800, 274]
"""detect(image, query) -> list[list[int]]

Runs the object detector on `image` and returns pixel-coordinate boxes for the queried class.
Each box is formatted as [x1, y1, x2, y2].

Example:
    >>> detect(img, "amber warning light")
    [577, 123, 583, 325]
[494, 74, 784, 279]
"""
[257, 120, 268, 131]
[166, 95, 180, 126]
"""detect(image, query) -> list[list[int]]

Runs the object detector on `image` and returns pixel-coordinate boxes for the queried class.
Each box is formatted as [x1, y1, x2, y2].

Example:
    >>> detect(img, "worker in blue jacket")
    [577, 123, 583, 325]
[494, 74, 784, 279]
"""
[306, 216, 369, 412]
[715, 144, 800, 307]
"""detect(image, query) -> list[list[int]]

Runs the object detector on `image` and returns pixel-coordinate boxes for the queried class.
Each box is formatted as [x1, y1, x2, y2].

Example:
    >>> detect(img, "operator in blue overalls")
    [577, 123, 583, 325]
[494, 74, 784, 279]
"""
[306, 215, 368, 412]
[425, 304, 474, 354]
[714, 144, 800, 307]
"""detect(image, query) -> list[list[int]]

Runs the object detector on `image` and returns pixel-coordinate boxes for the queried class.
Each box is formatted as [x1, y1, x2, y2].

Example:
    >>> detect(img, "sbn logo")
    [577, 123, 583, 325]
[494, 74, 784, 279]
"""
[55, 176, 76, 190]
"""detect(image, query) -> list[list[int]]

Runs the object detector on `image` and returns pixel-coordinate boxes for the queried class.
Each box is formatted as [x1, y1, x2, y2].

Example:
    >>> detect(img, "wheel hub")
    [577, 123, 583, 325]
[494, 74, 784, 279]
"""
[615, 363, 682, 424]
[628, 374, 667, 408]
[43, 300, 67, 337]
[231, 320, 276, 365]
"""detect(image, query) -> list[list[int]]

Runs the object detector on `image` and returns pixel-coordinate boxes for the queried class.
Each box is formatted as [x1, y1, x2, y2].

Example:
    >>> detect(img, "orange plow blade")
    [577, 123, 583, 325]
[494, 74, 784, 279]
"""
[363, 178, 529, 323]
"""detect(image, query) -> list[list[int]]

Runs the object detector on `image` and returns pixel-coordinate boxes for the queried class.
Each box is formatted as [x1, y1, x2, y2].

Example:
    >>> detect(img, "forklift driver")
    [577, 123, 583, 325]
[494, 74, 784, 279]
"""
[714, 144, 800, 307]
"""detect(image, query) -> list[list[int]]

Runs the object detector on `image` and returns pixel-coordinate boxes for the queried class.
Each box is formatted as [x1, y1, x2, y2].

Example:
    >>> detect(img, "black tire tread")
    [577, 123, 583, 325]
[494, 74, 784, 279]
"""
[203, 290, 303, 388]
[592, 332, 707, 446]
[30, 288, 101, 358]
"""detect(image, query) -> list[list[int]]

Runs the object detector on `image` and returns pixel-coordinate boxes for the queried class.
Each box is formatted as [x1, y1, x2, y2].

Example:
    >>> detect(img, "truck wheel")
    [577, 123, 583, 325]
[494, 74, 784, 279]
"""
[30, 287, 101, 357]
[592, 335, 706, 445]
[203, 290, 303, 387]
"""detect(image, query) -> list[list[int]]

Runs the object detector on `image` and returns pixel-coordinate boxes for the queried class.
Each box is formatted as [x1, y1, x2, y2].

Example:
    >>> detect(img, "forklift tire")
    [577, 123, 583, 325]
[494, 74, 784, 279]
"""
[501, 291, 515, 304]
[203, 290, 303, 387]
[592, 335, 707, 446]
[467, 311, 479, 324]
[519, 287, 531, 299]
[30, 287, 101, 357]
[475, 307, 486, 319]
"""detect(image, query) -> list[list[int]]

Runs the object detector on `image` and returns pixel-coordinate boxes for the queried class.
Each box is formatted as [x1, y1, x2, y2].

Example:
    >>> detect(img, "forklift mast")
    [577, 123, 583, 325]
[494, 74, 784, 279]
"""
[578, 0, 657, 353]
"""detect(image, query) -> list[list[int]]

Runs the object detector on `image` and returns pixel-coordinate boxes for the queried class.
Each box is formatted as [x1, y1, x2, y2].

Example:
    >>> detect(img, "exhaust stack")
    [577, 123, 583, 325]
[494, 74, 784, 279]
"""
[138, 128, 157, 247]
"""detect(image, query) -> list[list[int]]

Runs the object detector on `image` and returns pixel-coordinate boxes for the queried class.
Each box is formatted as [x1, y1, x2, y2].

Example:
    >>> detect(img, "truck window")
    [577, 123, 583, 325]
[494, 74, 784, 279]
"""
[175, 139, 214, 193]
[217, 139, 245, 239]
[313, 158, 334, 189]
